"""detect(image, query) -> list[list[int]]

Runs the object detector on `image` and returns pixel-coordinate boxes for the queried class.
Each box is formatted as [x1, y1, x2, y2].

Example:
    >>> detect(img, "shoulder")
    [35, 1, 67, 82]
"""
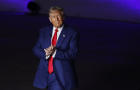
[37, 25, 52, 37]
[40, 25, 52, 33]
[64, 25, 78, 34]
[64, 25, 80, 40]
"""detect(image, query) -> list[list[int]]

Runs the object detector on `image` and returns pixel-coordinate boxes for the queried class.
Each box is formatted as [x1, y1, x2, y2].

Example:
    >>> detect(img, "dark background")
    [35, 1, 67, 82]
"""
[0, 14, 140, 90]
[0, 0, 140, 90]
[0, 0, 140, 23]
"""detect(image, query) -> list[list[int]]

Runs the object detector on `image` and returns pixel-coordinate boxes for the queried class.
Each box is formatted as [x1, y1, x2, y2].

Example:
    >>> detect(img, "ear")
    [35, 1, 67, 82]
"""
[49, 17, 52, 23]
[61, 15, 65, 21]
[62, 17, 64, 21]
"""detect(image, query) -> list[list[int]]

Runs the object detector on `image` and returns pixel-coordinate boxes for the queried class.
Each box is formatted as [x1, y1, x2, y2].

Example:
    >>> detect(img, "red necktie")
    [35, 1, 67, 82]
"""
[48, 28, 58, 74]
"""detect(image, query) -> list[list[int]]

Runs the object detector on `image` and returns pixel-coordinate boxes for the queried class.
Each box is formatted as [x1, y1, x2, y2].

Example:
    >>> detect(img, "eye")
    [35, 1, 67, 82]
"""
[58, 15, 62, 19]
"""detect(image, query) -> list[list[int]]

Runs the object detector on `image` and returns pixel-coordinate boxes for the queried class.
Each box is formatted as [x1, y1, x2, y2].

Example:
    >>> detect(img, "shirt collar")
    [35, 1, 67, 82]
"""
[53, 25, 64, 31]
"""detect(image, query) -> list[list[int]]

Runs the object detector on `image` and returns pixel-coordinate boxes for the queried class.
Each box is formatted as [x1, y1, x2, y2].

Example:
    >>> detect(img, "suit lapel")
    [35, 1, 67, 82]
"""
[56, 26, 67, 47]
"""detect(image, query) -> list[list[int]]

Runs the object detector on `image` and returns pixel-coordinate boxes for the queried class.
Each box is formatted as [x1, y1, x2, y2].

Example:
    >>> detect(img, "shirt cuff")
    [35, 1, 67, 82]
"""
[46, 50, 56, 59]
[52, 50, 56, 58]
[46, 55, 50, 60]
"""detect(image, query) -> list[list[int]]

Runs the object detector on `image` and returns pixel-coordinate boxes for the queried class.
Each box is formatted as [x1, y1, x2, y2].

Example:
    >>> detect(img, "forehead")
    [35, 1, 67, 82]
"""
[49, 10, 62, 16]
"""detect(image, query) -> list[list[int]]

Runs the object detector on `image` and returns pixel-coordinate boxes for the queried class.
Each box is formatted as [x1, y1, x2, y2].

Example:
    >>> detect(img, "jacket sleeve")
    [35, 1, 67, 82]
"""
[32, 30, 46, 60]
[54, 31, 79, 61]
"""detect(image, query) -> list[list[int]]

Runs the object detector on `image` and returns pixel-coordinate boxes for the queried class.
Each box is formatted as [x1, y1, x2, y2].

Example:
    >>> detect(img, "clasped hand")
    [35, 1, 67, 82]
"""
[44, 45, 56, 56]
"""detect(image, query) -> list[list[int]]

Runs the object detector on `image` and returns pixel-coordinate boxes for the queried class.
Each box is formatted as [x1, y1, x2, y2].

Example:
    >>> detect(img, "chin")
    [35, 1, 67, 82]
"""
[54, 24, 62, 28]
[56, 25, 61, 28]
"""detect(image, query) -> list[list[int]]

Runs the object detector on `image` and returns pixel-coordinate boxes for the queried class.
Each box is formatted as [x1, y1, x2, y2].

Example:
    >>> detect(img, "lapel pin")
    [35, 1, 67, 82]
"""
[63, 34, 65, 38]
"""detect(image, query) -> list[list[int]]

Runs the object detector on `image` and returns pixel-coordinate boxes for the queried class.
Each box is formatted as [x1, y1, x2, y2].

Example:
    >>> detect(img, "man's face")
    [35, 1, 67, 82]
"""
[49, 10, 64, 28]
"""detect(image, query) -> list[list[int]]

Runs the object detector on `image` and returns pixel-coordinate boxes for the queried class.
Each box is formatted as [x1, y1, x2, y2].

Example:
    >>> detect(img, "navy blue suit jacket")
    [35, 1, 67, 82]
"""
[33, 25, 79, 89]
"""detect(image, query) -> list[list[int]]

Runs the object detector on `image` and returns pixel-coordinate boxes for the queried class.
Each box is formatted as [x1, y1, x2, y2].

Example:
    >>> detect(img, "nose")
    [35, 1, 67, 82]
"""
[56, 17, 59, 21]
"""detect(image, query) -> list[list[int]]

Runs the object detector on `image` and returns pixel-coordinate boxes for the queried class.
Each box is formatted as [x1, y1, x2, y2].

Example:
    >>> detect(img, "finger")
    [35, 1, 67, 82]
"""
[44, 49, 46, 52]
[45, 49, 49, 52]
[50, 45, 53, 50]
[44, 48, 48, 50]
[53, 46, 56, 49]
[49, 45, 53, 49]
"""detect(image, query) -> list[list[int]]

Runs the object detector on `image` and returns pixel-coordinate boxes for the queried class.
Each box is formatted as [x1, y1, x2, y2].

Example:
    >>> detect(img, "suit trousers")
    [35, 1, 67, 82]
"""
[39, 72, 75, 90]
[40, 72, 64, 90]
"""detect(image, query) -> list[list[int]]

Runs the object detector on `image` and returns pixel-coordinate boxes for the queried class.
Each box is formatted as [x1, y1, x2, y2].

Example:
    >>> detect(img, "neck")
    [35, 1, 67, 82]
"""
[54, 24, 64, 28]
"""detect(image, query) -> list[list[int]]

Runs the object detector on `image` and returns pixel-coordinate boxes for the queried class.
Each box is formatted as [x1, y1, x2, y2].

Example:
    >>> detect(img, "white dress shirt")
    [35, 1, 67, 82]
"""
[46, 25, 64, 59]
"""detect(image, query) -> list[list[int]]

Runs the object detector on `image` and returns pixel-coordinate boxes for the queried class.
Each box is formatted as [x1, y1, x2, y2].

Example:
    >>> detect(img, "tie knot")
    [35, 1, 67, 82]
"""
[55, 29, 58, 32]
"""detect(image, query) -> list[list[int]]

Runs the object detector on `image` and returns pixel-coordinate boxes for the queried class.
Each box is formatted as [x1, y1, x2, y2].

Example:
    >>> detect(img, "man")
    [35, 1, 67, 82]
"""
[33, 6, 79, 90]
